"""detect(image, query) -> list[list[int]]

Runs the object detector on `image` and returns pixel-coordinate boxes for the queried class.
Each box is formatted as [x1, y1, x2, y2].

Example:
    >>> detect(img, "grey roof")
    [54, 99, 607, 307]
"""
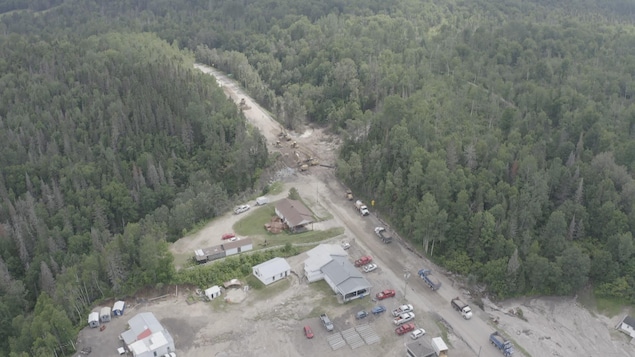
[121, 312, 165, 345]
[405, 341, 436, 357]
[624, 315, 635, 328]
[253, 257, 291, 278]
[321, 256, 372, 294]
[222, 237, 253, 250]
[276, 198, 314, 227]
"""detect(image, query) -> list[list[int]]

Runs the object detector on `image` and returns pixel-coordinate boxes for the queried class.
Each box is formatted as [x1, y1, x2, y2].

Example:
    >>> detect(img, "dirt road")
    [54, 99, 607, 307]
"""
[193, 63, 635, 357]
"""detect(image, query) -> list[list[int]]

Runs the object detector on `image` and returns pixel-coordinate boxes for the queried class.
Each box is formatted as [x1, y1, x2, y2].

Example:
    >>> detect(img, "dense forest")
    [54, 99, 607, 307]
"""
[1, 0, 635, 355]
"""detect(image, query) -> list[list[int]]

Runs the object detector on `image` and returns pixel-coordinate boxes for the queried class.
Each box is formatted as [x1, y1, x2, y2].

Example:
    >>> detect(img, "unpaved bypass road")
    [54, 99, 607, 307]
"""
[194, 63, 635, 357]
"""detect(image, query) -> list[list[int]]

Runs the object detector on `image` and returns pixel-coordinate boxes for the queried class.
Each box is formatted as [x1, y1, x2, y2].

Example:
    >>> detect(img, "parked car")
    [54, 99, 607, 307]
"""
[341, 242, 351, 250]
[221, 233, 236, 240]
[356, 310, 368, 319]
[303, 325, 314, 339]
[234, 204, 250, 214]
[410, 328, 426, 340]
[371, 305, 386, 315]
[376, 289, 396, 300]
[363, 263, 378, 273]
[229, 237, 240, 242]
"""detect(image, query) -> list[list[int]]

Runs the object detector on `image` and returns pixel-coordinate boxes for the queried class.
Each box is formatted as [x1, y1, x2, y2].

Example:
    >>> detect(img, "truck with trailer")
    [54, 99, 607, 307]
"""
[320, 313, 334, 331]
[393, 312, 415, 325]
[431, 337, 449, 357]
[354, 200, 370, 216]
[374, 226, 393, 243]
[451, 297, 473, 319]
[490, 331, 514, 356]
[418, 269, 442, 290]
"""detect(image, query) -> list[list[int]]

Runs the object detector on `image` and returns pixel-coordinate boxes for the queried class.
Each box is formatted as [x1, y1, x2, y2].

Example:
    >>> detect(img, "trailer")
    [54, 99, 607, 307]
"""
[431, 337, 448, 357]
[490, 331, 514, 356]
[418, 269, 442, 290]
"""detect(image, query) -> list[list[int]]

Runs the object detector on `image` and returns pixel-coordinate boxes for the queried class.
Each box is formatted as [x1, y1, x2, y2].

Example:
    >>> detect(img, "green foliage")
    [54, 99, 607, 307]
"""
[288, 187, 300, 200]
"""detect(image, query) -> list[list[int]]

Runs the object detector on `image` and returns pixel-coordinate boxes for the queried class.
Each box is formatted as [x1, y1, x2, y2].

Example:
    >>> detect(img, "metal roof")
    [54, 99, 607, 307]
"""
[253, 257, 291, 278]
[275, 198, 314, 227]
[321, 256, 372, 295]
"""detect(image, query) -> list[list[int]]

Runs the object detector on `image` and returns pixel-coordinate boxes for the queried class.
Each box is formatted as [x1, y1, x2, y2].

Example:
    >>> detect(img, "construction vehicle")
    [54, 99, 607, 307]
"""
[374, 226, 393, 243]
[278, 131, 292, 141]
[490, 331, 514, 356]
[418, 269, 442, 290]
[354, 200, 370, 216]
[239, 98, 251, 110]
[451, 297, 473, 319]
[345, 189, 353, 200]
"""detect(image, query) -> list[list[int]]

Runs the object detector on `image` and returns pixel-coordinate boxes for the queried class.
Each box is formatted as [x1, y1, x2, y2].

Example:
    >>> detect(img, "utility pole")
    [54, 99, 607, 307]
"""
[403, 270, 411, 301]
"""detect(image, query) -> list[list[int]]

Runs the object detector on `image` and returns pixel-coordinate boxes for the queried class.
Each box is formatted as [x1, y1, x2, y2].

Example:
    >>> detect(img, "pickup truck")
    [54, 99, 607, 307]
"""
[374, 227, 393, 243]
[392, 304, 414, 317]
[395, 323, 416, 335]
[451, 297, 473, 319]
[418, 268, 442, 290]
[320, 313, 334, 331]
[354, 256, 373, 267]
[393, 312, 415, 325]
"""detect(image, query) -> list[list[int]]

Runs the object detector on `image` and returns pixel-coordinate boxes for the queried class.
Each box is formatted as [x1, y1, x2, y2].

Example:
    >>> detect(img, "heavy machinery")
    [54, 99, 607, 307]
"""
[239, 98, 251, 110]
[345, 189, 354, 200]
[490, 331, 514, 356]
[418, 269, 442, 290]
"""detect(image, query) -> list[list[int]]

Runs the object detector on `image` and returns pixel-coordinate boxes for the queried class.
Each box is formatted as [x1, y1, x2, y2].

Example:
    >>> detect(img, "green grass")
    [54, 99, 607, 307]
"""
[595, 296, 626, 317]
[246, 275, 290, 300]
[267, 181, 284, 195]
[248, 227, 345, 249]
[435, 320, 451, 347]
[233, 206, 277, 236]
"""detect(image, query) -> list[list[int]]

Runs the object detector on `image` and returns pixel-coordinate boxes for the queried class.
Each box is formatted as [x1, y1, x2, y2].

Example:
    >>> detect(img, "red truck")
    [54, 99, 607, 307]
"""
[395, 323, 416, 335]
[354, 256, 373, 267]
[376, 289, 396, 300]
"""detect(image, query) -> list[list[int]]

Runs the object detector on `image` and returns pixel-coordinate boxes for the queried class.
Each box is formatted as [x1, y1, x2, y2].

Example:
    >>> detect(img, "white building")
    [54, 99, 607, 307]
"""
[120, 312, 175, 357]
[100, 306, 112, 322]
[617, 315, 635, 338]
[205, 286, 221, 300]
[113, 300, 125, 316]
[252, 257, 291, 285]
[303, 244, 348, 282]
[88, 311, 100, 328]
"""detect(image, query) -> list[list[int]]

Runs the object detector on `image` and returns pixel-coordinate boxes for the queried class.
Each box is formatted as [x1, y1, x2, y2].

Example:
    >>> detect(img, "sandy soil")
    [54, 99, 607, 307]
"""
[75, 64, 635, 357]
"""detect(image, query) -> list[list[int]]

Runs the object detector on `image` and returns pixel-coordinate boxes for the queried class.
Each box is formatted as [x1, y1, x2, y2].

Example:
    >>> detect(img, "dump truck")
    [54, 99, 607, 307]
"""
[451, 297, 473, 319]
[374, 226, 393, 243]
[490, 331, 514, 356]
[345, 189, 354, 200]
[320, 313, 334, 331]
[418, 269, 442, 290]
[354, 200, 370, 216]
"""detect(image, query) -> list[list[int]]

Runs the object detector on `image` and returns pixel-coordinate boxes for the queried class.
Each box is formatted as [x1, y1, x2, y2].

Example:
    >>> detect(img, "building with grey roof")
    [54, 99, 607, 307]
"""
[252, 257, 291, 285]
[304, 244, 348, 282]
[617, 315, 635, 338]
[321, 256, 372, 302]
[120, 312, 175, 357]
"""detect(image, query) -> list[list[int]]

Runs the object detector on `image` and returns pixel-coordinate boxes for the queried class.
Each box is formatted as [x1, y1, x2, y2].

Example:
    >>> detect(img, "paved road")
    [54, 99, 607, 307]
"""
[194, 63, 525, 357]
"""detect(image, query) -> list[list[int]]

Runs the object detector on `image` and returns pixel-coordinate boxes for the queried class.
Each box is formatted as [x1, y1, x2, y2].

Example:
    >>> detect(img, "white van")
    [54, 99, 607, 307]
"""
[256, 196, 269, 206]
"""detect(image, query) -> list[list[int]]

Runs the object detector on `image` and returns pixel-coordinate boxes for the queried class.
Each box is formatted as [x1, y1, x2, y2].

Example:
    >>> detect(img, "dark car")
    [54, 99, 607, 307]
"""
[371, 305, 386, 315]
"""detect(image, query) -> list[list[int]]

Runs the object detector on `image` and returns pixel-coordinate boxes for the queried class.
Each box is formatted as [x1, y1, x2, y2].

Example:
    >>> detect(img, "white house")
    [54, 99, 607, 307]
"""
[205, 286, 221, 300]
[617, 315, 635, 338]
[303, 244, 348, 282]
[88, 311, 100, 328]
[113, 300, 125, 316]
[252, 257, 291, 285]
[120, 312, 175, 357]
[100, 306, 112, 322]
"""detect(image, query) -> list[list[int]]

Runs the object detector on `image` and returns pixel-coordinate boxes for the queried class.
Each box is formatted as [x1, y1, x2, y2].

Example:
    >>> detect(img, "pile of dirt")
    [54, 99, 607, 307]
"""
[225, 287, 248, 304]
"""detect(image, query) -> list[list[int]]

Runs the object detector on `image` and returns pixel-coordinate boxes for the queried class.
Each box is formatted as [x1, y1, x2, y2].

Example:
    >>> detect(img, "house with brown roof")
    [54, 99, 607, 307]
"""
[275, 198, 314, 232]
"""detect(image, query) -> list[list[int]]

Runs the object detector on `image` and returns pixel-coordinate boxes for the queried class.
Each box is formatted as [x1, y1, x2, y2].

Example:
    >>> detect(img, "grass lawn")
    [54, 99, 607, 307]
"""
[233, 205, 276, 236]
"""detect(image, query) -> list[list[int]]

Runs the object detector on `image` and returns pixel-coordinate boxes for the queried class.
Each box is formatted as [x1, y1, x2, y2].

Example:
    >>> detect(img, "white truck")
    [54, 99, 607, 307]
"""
[354, 200, 370, 216]
[432, 337, 449, 357]
[451, 297, 473, 319]
[391, 304, 414, 317]
[393, 312, 415, 325]
[374, 226, 393, 243]
[320, 313, 334, 331]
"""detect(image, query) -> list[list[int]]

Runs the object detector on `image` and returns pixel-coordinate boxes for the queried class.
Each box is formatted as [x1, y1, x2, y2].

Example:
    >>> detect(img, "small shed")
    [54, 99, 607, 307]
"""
[252, 257, 291, 285]
[88, 312, 100, 328]
[100, 306, 112, 322]
[205, 286, 221, 300]
[617, 315, 635, 338]
[113, 300, 125, 316]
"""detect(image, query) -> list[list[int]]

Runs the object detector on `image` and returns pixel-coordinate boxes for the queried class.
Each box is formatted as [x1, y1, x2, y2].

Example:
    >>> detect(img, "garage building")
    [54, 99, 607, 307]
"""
[120, 312, 175, 357]
[252, 257, 291, 285]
